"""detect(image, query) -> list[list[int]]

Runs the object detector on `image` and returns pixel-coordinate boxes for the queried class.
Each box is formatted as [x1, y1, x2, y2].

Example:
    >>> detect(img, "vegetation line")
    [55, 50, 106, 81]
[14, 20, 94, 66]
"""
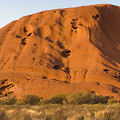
[0, 92, 119, 119]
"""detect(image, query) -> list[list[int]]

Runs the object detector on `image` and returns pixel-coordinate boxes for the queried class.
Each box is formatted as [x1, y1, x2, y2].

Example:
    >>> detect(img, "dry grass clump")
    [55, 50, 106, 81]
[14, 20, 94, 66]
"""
[1, 104, 120, 120]
[94, 104, 120, 119]
[0, 108, 8, 120]
[7, 109, 32, 120]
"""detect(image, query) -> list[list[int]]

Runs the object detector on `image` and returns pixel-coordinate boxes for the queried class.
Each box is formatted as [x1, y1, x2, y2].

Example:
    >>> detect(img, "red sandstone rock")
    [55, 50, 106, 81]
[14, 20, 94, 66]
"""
[0, 4, 120, 100]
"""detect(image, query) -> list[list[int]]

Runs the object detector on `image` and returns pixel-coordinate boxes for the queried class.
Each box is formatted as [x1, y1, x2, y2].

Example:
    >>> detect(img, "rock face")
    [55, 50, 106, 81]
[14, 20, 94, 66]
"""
[0, 4, 120, 99]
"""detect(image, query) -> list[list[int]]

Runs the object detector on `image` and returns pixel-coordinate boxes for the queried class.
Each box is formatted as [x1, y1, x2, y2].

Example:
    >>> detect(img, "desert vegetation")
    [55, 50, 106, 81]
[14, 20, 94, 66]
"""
[0, 92, 114, 105]
[0, 104, 120, 119]
[0, 92, 119, 119]
[39, 92, 109, 105]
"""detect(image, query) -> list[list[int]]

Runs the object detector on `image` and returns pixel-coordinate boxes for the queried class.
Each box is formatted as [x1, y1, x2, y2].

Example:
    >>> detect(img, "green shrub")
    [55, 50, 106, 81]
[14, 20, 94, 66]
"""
[50, 94, 65, 104]
[40, 98, 52, 104]
[0, 109, 6, 120]
[65, 92, 108, 105]
[91, 94, 108, 104]
[62, 99, 68, 105]
[65, 92, 92, 105]
[40, 92, 109, 105]
[108, 98, 118, 104]
[22, 94, 42, 105]
[40, 94, 65, 104]
[3, 95, 17, 105]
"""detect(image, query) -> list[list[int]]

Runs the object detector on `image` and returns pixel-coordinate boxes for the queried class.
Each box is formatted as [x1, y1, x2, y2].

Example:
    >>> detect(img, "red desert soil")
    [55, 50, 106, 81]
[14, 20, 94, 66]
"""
[0, 4, 120, 100]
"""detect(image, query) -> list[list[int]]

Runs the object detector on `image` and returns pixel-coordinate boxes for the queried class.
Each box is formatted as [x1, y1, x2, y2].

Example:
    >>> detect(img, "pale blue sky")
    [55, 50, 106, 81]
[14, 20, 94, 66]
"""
[0, 0, 120, 29]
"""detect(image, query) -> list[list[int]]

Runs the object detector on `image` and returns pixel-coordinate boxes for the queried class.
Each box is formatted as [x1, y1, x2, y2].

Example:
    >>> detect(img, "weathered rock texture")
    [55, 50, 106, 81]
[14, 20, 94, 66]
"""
[0, 4, 120, 100]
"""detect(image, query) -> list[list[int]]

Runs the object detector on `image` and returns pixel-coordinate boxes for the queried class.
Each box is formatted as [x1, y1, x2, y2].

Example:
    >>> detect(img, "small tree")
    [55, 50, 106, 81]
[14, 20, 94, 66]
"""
[22, 94, 42, 105]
